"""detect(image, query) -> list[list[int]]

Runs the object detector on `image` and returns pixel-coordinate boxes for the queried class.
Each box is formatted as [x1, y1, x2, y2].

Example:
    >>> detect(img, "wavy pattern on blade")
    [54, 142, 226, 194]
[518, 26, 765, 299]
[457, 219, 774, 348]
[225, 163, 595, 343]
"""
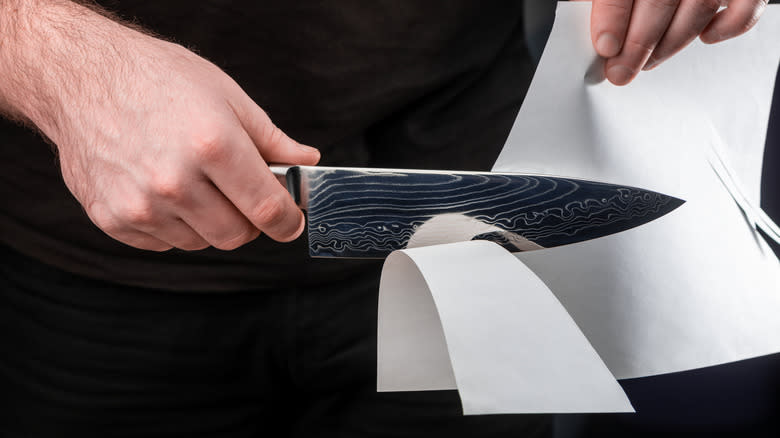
[304, 168, 684, 258]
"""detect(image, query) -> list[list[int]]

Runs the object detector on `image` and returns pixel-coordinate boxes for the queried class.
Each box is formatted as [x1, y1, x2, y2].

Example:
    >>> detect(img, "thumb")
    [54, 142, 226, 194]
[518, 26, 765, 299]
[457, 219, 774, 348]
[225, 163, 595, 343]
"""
[234, 95, 321, 165]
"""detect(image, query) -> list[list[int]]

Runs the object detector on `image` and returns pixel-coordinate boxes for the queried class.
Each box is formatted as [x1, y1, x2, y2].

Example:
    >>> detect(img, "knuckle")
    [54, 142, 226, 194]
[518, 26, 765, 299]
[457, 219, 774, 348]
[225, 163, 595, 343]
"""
[267, 126, 285, 147]
[118, 199, 158, 227]
[259, 122, 285, 150]
[599, 0, 632, 14]
[191, 131, 229, 164]
[624, 36, 657, 55]
[646, 0, 680, 9]
[148, 173, 188, 202]
[251, 195, 288, 229]
[594, 0, 633, 24]
[87, 202, 173, 251]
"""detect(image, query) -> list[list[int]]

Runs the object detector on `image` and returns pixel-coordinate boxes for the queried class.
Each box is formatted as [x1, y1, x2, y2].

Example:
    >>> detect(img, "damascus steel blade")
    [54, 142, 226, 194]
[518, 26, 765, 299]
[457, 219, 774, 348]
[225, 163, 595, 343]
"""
[272, 166, 685, 258]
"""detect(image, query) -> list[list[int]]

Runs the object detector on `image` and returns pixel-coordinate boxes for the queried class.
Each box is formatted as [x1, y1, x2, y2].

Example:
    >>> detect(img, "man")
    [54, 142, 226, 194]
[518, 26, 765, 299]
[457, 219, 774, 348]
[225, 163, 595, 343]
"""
[0, 1, 768, 436]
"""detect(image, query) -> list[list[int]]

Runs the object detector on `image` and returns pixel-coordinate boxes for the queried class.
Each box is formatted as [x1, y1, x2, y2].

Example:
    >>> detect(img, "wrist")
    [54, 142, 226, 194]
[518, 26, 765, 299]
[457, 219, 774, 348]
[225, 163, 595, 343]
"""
[0, 0, 142, 142]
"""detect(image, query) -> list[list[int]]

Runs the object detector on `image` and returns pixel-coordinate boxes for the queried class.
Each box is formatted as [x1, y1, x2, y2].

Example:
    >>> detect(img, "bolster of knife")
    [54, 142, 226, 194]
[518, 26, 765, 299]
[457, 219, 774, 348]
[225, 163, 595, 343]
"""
[270, 165, 304, 208]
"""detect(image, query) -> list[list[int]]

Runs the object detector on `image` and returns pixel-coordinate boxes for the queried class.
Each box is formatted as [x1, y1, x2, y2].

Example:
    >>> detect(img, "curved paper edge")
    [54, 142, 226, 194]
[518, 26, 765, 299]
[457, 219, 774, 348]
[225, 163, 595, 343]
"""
[377, 240, 633, 414]
[377, 249, 457, 392]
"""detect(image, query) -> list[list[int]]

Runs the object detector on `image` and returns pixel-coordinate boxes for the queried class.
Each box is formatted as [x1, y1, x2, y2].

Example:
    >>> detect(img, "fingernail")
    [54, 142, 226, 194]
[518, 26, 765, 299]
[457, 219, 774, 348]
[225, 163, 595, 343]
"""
[607, 65, 634, 85]
[596, 33, 621, 57]
[298, 144, 319, 154]
[701, 28, 722, 44]
[642, 57, 660, 71]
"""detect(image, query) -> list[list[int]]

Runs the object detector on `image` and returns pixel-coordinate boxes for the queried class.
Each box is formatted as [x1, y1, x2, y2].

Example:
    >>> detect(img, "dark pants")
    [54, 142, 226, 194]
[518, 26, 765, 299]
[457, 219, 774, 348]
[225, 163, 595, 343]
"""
[0, 246, 550, 437]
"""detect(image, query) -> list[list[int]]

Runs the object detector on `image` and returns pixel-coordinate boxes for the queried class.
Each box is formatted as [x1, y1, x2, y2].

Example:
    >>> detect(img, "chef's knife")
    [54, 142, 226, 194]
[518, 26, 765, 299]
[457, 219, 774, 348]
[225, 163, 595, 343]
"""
[271, 166, 684, 258]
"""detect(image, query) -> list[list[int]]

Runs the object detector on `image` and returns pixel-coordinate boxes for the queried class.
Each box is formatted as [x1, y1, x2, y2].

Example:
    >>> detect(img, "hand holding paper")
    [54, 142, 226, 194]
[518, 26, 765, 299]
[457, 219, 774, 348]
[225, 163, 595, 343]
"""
[379, 1, 780, 415]
[496, 1, 780, 379]
[578, 0, 769, 85]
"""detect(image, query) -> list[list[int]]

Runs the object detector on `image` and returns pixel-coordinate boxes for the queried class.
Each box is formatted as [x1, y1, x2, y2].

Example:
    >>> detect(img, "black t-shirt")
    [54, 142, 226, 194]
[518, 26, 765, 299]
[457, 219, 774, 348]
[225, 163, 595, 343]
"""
[0, 1, 535, 291]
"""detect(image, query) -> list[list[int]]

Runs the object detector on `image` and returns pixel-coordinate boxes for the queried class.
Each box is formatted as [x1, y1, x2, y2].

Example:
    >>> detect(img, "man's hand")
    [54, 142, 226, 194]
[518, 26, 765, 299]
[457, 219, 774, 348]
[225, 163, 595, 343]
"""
[0, 0, 319, 251]
[583, 0, 768, 85]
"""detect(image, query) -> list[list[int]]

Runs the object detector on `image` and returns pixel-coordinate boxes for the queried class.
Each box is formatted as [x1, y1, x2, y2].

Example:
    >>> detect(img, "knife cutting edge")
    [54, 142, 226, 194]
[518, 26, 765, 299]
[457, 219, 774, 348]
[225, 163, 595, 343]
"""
[271, 165, 684, 258]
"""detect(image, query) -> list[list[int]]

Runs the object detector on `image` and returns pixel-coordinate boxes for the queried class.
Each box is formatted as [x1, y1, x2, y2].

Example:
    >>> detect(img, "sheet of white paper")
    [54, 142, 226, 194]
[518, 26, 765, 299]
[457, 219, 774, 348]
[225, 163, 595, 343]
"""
[494, 2, 780, 379]
[377, 240, 633, 414]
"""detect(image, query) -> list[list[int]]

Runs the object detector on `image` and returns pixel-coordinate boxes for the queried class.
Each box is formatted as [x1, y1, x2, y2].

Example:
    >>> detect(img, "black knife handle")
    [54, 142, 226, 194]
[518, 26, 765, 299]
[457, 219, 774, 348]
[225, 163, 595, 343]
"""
[269, 165, 303, 208]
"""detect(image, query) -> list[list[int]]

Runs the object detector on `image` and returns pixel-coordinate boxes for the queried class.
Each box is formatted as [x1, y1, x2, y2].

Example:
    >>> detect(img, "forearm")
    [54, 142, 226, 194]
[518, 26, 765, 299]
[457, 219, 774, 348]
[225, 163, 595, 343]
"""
[0, 0, 143, 139]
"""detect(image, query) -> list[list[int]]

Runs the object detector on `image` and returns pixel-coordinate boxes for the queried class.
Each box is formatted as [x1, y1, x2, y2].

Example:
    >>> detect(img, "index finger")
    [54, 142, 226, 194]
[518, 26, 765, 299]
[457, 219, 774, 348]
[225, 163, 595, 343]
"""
[199, 128, 305, 242]
[591, 0, 634, 57]
[604, 0, 680, 85]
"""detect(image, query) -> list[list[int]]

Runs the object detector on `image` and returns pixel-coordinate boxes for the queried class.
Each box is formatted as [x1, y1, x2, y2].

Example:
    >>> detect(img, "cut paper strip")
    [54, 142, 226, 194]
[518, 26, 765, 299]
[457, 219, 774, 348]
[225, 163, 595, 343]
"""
[707, 136, 780, 244]
[495, 2, 780, 379]
[377, 241, 633, 414]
